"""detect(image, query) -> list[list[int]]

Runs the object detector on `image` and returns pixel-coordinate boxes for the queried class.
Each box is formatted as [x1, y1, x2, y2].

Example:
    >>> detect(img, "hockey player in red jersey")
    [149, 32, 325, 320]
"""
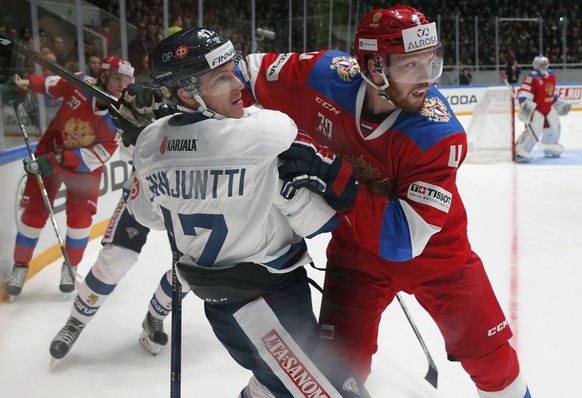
[242, 6, 531, 398]
[2, 56, 134, 297]
[514, 55, 571, 162]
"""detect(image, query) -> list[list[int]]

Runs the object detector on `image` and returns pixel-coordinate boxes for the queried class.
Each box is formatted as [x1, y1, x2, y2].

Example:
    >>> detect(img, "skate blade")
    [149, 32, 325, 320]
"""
[49, 356, 63, 369]
[139, 330, 162, 356]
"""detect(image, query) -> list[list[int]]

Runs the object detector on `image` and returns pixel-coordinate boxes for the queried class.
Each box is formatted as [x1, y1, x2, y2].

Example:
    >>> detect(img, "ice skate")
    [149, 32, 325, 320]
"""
[49, 317, 86, 361]
[59, 263, 77, 293]
[5, 264, 29, 297]
[139, 312, 168, 355]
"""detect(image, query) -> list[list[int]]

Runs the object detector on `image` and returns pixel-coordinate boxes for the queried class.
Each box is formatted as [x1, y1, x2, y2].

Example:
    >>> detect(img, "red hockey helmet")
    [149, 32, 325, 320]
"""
[355, 5, 442, 84]
[98, 56, 134, 80]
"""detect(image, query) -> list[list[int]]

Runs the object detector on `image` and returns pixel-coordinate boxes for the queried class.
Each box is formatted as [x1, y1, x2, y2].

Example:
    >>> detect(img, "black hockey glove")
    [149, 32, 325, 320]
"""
[111, 84, 177, 147]
[278, 132, 359, 212]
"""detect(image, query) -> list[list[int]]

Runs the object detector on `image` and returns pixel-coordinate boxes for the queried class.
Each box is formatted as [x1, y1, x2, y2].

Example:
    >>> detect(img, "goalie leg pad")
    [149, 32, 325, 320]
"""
[514, 130, 536, 162]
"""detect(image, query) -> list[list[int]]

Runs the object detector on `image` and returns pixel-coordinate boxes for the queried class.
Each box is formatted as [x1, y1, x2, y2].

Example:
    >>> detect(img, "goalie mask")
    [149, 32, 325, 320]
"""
[149, 27, 248, 118]
[533, 55, 550, 77]
[354, 5, 443, 94]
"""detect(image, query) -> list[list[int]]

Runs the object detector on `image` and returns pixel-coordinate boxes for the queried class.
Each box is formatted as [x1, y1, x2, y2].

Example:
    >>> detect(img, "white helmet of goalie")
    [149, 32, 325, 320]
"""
[532, 55, 550, 77]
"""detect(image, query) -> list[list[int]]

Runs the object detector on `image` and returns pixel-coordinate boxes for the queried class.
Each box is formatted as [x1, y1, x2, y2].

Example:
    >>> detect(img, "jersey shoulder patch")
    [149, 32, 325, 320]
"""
[307, 50, 362, 115]
[394, 88, 465, 151]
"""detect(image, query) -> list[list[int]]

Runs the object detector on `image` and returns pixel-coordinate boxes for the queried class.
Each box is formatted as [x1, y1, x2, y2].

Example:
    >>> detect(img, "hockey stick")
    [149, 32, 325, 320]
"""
[0, 33, 117, 104]
[500, 71, 563, 155]
[396, 293, 438, 388]
[169, 245, 182, 398]
[11, 101, 79, 286]
[0, 33, 153, 126]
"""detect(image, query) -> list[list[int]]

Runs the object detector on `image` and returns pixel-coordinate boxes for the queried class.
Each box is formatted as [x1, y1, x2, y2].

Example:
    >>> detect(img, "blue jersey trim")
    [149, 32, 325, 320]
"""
[379, 199, 413, 262]
[262, 240, 308, 271]
[306, 214, 339, 239]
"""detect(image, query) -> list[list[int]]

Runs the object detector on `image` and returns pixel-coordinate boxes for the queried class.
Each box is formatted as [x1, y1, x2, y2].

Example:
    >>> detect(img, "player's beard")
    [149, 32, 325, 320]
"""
[386, 82, 429, 113]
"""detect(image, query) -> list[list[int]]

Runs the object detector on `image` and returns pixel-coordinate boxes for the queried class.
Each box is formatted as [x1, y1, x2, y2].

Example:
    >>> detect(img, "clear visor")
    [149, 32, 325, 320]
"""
[195, 53, 248, 96]
[197, 57, 244, 96]
[386, 44, 443, 84]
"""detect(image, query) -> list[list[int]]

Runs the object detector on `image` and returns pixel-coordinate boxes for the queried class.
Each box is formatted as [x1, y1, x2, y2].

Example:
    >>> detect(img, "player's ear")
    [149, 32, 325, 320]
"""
[176, 87, 199, 108]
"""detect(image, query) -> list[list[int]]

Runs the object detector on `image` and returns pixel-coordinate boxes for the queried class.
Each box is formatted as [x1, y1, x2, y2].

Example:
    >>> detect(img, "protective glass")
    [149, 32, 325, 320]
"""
[386, 44, 443, 84]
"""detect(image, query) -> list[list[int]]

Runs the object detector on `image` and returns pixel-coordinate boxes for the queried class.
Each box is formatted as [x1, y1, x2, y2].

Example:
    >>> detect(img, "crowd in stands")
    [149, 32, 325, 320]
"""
[0, 0, 580, 85]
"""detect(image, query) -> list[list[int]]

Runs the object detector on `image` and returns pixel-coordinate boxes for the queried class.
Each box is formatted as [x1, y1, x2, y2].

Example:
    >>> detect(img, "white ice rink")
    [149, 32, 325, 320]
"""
[2, 112, 582, 397]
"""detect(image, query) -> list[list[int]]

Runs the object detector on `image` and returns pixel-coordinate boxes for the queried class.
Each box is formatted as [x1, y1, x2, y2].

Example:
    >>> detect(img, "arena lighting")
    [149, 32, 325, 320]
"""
[256, 27, 276, 40]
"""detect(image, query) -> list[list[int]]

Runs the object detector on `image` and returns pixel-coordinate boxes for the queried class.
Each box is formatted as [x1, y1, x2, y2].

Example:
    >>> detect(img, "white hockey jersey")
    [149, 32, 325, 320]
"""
[127, 107, 338, 272]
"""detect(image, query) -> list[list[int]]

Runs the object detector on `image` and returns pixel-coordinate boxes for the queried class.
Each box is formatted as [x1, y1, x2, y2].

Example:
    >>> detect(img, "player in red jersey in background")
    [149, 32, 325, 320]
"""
[514, 54, 571, 162]
[1, 56, 134, 297]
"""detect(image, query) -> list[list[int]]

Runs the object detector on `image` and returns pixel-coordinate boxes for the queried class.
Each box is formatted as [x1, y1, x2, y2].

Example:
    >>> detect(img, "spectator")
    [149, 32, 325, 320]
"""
[505, 52, 521, 84]
[50, 36, 67, 66]
[167, 14, 183, 37]
[459, 67, 473, 85]
[99, 19, 113, 56]
[86, 54, 101, 78]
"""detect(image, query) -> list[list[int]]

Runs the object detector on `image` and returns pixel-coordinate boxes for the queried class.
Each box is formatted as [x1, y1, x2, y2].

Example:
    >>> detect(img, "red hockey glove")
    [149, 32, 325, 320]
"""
[278, 133, 359, 211]
[23, 152, 61, 176]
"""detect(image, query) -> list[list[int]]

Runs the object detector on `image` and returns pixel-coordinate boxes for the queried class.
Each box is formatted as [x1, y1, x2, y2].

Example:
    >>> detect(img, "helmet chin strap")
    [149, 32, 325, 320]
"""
[194, 93, 226, 119]
[361, 69, 394, 103]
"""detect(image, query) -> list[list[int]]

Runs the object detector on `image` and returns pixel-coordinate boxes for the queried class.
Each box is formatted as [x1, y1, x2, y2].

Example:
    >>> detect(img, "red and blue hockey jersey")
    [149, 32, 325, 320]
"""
[246, 50, 471, 285]
[28, 74, 120, 173]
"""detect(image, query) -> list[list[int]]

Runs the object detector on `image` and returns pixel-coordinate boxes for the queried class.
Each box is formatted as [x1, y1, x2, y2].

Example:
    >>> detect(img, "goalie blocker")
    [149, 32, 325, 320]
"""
[176, 258, 302, 305]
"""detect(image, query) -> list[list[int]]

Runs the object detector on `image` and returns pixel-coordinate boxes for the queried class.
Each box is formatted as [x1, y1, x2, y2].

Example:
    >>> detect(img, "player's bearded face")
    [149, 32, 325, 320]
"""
[386, 81, 429, 113]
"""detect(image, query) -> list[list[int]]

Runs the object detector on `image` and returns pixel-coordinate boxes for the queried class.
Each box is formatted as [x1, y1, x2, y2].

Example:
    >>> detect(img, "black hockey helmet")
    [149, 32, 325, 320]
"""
[149, 27, 238, 94]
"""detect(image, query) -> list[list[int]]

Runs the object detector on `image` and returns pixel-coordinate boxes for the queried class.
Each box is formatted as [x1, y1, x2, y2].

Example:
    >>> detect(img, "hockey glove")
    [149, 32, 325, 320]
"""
[278, 132, 359, 212]
[23, 153, 61, 176]
[553, 100, 571, 116]
[518, 100, 537, 123]
[0, 74, 29, 106]
[111, 84, 177, 147]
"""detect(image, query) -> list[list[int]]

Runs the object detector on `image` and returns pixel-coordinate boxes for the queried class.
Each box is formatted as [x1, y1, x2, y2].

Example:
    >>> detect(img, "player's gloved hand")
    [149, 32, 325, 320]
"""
[23, 152, 61, 176]
[518, 99, 536, 123]
[0, 74, 29, 106]
[111, 84, 177, 147]
[278, 132, 359, 211]
[553, 100, 571, 116]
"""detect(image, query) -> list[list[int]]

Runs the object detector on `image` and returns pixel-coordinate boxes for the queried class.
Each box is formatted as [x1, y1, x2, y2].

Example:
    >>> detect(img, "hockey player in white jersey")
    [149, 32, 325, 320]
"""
[126, 27, 368, 397]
